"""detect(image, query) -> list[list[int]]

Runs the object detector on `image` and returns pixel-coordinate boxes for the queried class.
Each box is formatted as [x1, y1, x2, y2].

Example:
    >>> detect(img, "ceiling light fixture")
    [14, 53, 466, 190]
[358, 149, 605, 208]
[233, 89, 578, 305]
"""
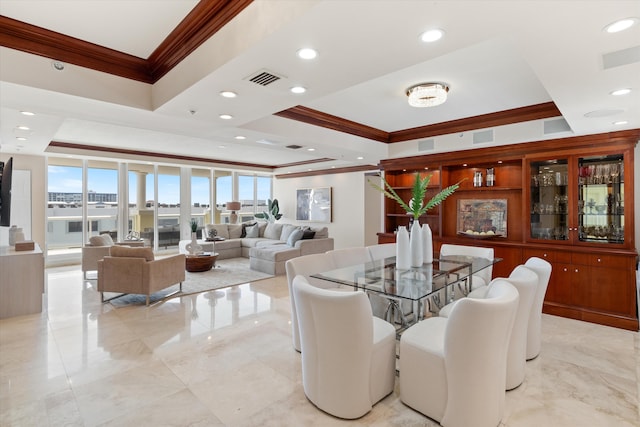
[604, 17, 638, 33]
[610, 88, 631, 96]
[420, 29, 444, 42]
[234, 135, 246, 140]
[290, 86, 306, 94]
[613, 120, 628, 125]
[220, 91, 237, 98]
[406, 82, 449, 107]
[356, 156, 364, 160]
[297, 48, 317, 59]
[219, 114, 233, 120]
[20, 111, 35, 116]
[16, 125, 30, 130]
[16, 137, 27, 141]
[51, 60, 65, 71]
[307, 148, 315, 151]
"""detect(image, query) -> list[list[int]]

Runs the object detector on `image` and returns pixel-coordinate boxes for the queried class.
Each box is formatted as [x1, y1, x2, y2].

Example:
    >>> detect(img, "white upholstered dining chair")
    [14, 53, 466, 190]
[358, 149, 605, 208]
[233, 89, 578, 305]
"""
[366, 243, 396, 261]
[285, 252, 338, 352]
[399, 278, 519, 427]
[523, 256, 552, 360]
[293, 275, 396, 419]
[327, 246, 371, 269]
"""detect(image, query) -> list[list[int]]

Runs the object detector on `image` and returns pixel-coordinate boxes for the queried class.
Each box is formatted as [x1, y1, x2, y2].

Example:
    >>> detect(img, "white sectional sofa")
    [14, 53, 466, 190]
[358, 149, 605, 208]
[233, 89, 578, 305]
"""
[179, 222, 334, 275]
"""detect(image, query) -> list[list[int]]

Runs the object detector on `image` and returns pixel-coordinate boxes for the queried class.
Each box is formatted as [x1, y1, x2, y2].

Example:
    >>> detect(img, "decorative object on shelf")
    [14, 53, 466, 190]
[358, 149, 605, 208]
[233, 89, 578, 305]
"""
[410, 221, 423, 267]
[370, 172, 461, 267]
[255, 199, 282, 223]
[396, 226, 410, 270]
[406, 82, 449, 108]
[422, 223, 433, 263]
[473, 170, 483, 187]
[186, 219, 202, 255]
[486, 167, 495, 186]
[226, 201, 241, 224]
[8, 225, 22, 246]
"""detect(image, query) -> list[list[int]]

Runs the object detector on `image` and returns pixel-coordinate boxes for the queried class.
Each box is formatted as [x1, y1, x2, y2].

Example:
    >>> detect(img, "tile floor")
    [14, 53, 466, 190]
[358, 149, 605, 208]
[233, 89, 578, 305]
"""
[0, 265, 638, 426]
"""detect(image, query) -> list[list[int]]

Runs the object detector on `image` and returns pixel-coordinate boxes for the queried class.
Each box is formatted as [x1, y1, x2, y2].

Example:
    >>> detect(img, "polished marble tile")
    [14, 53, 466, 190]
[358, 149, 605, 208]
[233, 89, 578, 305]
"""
[0, 265, 638, 426]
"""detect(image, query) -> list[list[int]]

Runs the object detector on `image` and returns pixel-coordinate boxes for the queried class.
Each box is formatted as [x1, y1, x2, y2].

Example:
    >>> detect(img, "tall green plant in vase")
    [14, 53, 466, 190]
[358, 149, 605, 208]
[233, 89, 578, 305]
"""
[369, 172, 463, 267]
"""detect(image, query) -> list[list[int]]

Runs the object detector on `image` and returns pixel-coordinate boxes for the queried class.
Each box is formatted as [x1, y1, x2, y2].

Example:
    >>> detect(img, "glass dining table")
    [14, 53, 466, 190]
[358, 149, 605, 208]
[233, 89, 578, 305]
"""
[311, 254, 501, 332]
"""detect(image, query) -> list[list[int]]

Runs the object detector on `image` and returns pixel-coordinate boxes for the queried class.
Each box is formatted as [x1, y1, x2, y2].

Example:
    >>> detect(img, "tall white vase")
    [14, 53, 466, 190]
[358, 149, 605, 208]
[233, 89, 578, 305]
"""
[186, 232, 202, 255]
[422, 223, 433, 263]
[410, 221, 423, 267]
[396, 226, 410, 270]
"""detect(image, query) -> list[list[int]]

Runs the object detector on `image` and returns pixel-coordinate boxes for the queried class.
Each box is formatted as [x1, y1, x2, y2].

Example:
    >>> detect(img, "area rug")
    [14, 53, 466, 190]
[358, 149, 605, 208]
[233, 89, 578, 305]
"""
[106, 257, 274, 307]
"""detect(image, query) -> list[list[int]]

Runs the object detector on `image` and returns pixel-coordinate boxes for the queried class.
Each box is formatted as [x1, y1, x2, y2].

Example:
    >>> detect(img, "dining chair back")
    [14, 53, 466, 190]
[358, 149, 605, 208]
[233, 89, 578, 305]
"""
[439, 244, 494, 290]
[400, 278, 519, 427]
[367, 243, 396, 261]
[523, 257, 552, 360]
[293, 276, 396, 419]
[285, 252, 337, 352]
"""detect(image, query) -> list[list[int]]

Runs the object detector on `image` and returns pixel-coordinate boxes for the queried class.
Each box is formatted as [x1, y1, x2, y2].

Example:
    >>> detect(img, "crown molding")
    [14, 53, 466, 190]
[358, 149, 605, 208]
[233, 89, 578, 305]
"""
[275, 164, 379, 179]
[0, 0, 252, 83]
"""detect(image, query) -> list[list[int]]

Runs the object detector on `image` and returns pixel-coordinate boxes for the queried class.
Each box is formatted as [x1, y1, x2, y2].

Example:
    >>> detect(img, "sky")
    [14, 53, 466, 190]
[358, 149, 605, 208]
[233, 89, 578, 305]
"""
[48, 166, 270, 205]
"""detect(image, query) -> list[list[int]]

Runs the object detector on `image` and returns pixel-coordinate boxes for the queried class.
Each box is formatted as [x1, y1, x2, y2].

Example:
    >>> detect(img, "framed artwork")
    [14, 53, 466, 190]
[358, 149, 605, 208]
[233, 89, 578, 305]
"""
[296, 187, 332, 222]
[457, 199, 507, 238]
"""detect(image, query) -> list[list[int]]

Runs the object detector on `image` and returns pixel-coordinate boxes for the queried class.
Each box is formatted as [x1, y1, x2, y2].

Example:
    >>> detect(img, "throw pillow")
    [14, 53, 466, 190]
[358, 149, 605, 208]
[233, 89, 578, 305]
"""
[287, 228, 304, 247]
[264, 222, 283, 240]
[228, 224, 243, 239]
[245, 223, 260, 238]
[241, 222, 257, 238]
[109, 245, 154, 262]
[280, 224, 299, 242]
[310, 226, 329, 239]
[89, 234, 112, 246]
[301, 229, 316, 239]
[205, 224, 230, 239]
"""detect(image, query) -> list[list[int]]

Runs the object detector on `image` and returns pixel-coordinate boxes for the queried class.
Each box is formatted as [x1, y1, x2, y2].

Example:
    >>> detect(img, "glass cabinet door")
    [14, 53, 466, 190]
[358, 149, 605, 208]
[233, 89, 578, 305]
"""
[530, 159, 569, 241]
[578, 154, 624, 244]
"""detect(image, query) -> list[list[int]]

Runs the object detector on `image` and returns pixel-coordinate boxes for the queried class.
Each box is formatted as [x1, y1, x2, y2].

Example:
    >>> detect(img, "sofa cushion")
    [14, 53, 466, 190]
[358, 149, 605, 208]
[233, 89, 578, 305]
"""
[205, 224, 230, 239]
[280, 224, 299, 242]
[250, 245, 300, 262]
[287, 228, 304, 247]
[258, 222, 268, 237]
[89, 234, 113, 246]
[264, 222, 283, 240]
[245, 223, 260, 238]
[301, 227, 316, 240]
[311, 226, 329, 239]
[228, 224, 243, 239]
[241, 237, 272, 248]
[109, 245, 154, 262]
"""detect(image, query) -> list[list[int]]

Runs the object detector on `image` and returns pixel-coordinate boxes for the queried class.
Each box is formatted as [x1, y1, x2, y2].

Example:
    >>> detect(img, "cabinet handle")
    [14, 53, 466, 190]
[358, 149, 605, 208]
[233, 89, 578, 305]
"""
[543, 253, 548, 258]
[575, 269, 579, 273]
[597, 258, 601, 263]
[563, 267, 568, 272]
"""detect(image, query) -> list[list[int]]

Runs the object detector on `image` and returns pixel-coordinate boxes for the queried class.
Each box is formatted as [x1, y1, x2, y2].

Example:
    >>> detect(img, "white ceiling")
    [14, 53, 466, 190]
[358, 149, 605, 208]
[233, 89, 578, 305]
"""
[0, 0, 639, 172]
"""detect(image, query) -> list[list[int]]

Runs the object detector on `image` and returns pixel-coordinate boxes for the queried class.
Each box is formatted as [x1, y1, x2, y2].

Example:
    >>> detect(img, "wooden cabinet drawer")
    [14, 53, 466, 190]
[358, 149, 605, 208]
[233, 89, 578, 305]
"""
[523, 248, 568, 263]
[570, 252, 632, 268]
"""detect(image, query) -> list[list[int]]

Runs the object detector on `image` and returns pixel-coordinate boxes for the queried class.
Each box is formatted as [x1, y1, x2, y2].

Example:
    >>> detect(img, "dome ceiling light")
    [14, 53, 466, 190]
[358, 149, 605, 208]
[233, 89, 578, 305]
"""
[406, 83, 449, 107]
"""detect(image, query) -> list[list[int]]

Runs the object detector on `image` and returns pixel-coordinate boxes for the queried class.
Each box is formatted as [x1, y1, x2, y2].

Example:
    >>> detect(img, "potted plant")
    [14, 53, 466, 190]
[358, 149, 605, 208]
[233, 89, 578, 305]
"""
[369, 172, 462, 267]
[255, 198, 283, 223]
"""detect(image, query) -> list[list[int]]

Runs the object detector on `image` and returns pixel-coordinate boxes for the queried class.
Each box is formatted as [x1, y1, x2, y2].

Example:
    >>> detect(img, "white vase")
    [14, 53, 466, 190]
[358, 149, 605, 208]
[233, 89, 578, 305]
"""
[186, 232, 202, 255]
[422, 223, 433, 263]
[410, 220, 423, 267]
[396, 226, 410, 270]
[8, 225, 22, 246]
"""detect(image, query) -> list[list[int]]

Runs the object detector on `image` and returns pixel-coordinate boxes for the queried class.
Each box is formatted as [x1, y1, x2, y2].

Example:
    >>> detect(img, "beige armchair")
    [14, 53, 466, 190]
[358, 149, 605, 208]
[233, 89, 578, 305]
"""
[82, 234, 146, 279]
[97, 246, 186, 305]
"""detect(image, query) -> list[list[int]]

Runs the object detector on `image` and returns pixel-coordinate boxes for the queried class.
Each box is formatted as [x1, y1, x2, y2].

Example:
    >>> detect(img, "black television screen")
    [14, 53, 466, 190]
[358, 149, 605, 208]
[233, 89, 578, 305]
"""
[0, 157, 13, 227]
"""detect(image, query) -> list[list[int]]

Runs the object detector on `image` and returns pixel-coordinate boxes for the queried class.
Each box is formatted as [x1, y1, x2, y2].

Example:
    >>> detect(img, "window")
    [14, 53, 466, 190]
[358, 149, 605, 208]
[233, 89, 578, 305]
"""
[47, 160, 83, 251]
[68, 220, 97, 233]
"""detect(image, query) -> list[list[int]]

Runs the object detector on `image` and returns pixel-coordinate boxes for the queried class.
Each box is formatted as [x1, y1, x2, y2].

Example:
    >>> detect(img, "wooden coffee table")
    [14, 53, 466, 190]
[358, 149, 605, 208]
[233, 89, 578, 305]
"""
[185, 253, 218, 272]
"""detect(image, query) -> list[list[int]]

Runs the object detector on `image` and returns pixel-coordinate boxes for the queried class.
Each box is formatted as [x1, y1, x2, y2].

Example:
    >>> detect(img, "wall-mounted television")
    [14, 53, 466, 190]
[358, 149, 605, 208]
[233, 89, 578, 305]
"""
[0, 157, 13, 227]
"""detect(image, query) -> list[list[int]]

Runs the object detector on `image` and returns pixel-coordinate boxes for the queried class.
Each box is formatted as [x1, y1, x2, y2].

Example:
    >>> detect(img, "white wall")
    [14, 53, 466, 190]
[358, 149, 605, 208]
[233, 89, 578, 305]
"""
[273, 170, 381, 249]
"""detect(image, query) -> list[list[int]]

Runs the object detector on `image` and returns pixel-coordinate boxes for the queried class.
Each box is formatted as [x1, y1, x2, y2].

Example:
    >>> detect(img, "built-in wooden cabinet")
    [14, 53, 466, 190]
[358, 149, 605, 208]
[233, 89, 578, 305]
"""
[378, 130, 639, 330]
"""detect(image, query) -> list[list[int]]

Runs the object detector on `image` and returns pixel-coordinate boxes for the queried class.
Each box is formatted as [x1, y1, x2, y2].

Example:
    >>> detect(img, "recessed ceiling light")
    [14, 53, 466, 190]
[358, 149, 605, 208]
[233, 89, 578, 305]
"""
[604, 17, 638, 33]
[610, 88, 631, 96]
[51, 60, 65, 71]
[220, 91, 237, 98]
[297, 48, 317, 60]
[234, 135, 246, 140]
[307, 148, 315, 151]
[290, 86, 306, 94]
[356, 156, 364, 160]
[420, 29, 444, 42]
[584, 109, 624, 118]
[462, 163, 468, 167]
[16, 125, 30, 130]
[16, 137, 27, 141]
[219, 145, 226, 148]
[219, 114, 233, 120]
[20, 111, 35, 116]
[331, 166, 336, 169]
[613, 120, 628, 125]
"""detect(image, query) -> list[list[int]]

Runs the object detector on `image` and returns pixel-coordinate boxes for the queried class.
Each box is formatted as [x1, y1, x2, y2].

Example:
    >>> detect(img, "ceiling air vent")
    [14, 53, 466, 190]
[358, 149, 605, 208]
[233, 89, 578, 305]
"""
[286, 144, 303, 150]
[245, 69, 283, 86]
